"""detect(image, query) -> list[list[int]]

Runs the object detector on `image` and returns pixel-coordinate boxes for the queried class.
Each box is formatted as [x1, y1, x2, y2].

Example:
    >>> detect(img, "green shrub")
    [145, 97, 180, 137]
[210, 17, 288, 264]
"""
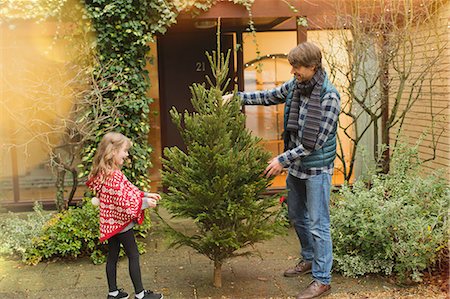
[0, 202, 53, 258]
[24, 198, 152, 265]
[331, 143, 449, 282]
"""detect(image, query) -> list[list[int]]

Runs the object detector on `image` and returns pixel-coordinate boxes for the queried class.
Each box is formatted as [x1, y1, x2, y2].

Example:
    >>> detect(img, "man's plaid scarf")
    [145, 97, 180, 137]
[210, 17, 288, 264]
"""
[286, 68, 325, 151]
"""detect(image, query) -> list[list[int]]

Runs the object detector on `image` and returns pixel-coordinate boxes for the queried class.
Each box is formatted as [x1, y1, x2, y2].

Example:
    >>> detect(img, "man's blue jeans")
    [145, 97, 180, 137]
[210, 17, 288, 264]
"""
[286, 172, 333, 285]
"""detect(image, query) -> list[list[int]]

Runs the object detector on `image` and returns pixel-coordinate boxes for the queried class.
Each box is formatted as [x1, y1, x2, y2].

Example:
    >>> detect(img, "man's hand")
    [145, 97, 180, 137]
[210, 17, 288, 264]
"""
[264, 157, 284, 178]
[222, 93, 233, 105]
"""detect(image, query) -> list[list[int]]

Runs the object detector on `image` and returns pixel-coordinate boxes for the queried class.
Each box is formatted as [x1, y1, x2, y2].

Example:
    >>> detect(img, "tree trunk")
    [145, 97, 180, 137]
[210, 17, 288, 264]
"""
[213, 261, 222, 288]
[380, 28, 390, 174]
[67, 166, 78, 206]
[55, 168, 66, 212]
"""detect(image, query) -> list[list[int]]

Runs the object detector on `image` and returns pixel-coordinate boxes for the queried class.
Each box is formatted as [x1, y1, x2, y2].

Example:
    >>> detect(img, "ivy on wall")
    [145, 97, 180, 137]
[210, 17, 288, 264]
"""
[172, 0, 254, 15]
[79, 0, 178, 189]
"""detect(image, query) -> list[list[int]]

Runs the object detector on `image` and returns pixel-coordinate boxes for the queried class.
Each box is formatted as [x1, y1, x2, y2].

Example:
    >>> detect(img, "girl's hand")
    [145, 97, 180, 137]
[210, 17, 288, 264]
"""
[144, 192, 161, 201]
[145, 197, 158, 208]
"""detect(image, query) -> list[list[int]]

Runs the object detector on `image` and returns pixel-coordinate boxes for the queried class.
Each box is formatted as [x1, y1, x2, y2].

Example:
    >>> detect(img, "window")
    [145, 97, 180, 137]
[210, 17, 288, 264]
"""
[242, 32, 297, 188]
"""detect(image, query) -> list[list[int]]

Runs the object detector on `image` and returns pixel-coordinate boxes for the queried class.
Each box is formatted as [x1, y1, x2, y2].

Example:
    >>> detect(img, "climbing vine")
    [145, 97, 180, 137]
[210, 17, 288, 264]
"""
[172, 0, 255, 15]
[78, 0, 177, 190]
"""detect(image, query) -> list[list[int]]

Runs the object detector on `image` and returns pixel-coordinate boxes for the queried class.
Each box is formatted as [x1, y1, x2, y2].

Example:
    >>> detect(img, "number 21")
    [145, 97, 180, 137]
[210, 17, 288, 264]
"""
[196, 62, 205, 72]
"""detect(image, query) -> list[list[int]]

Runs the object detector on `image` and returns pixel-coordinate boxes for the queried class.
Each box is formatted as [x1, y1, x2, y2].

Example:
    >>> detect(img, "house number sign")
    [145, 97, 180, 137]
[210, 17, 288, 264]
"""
[196, 61, 206, 72]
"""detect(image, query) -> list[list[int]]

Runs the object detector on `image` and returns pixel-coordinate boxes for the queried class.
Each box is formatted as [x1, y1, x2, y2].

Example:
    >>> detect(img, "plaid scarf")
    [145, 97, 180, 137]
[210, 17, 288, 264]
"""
[286, 68, 325, 151]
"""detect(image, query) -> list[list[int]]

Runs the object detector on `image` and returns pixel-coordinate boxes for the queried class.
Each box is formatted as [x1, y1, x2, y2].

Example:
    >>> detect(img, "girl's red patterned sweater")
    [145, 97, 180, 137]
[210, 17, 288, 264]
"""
[86, 170, 144, 242]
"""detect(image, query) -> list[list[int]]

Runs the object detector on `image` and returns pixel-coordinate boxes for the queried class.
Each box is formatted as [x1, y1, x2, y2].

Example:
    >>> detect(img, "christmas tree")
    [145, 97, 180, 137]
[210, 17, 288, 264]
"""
[161, 30, 283, 288]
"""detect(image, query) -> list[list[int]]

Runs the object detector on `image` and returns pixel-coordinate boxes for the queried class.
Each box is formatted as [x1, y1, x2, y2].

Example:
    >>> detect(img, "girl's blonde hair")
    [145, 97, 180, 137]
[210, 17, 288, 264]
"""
[89, 132, 132, 180]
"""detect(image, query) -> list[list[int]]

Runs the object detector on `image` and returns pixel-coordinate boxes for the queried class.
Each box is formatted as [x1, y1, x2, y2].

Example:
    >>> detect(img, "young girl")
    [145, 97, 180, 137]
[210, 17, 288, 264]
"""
[86, 132, 163, 299]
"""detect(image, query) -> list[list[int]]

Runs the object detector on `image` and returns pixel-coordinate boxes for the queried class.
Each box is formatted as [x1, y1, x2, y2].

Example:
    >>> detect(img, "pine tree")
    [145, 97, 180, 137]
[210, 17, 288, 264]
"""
[161, 31, 283, 288]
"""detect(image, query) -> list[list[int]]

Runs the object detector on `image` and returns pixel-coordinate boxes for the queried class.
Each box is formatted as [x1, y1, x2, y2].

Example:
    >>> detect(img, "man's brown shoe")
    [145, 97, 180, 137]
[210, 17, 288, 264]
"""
[296, 280, 331, 299]
[283, 260, 312, 277]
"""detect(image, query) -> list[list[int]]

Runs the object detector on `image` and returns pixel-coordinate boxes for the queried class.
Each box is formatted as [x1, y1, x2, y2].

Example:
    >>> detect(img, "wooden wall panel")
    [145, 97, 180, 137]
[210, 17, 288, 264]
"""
[389, 2, 450, 178]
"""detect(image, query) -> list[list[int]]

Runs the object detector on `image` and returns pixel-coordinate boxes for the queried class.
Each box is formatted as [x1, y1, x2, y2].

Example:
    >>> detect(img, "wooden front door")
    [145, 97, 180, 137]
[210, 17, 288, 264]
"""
[157, 31, 235, 152]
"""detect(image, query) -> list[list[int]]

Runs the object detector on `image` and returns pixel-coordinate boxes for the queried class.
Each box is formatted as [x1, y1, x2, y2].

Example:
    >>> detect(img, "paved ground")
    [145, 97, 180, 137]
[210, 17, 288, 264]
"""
[0, 209, 446, 299]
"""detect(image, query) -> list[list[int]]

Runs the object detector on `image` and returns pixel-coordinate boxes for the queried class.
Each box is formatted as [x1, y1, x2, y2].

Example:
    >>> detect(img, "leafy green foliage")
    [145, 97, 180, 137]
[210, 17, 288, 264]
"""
[22, 199, 152, 265]
[161, 45, 283, 266]
[0, 203, 53, 259]
[23, 199, 102, 265]
[331, 142, 449, 282]
[174, 0, 255, 15]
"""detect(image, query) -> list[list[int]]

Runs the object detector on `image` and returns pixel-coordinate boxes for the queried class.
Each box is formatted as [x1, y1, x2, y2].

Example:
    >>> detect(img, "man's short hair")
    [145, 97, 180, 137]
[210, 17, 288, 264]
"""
[287, 42, 322, 69]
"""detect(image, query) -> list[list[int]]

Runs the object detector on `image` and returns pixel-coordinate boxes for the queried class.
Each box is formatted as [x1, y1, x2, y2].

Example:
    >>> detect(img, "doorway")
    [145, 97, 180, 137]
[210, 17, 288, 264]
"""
[157, 31, 235, 152]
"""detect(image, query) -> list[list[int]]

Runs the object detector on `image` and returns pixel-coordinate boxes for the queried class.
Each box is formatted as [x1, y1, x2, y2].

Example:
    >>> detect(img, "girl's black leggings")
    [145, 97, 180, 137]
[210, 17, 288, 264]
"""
[106, 229, 144, 293]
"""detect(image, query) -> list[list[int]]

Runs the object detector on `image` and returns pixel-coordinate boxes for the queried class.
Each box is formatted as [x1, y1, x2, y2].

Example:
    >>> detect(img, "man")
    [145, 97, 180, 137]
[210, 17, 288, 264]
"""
[224, 42, 340, 299]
